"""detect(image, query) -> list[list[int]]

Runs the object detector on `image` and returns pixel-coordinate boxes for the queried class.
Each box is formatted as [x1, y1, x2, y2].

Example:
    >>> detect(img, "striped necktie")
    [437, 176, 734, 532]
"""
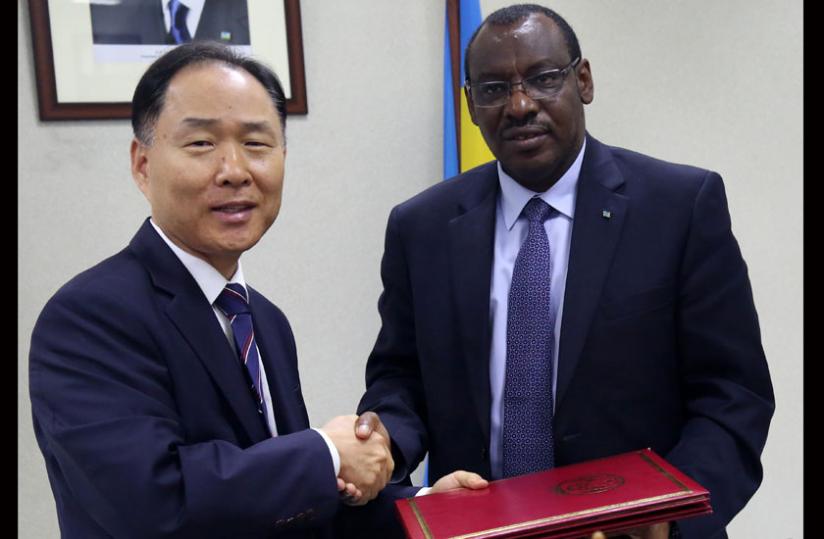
[214, 283, 269, 430]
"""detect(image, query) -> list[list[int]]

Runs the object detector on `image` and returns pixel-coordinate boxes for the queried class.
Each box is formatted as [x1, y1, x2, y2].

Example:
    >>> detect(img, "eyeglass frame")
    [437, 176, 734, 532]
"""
[464, 57, 581, 108]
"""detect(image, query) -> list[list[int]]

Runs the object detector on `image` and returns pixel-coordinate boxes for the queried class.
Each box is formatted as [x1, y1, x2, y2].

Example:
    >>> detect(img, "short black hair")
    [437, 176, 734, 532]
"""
[131, 41, 287, 145]
[464, 4, 581, 82]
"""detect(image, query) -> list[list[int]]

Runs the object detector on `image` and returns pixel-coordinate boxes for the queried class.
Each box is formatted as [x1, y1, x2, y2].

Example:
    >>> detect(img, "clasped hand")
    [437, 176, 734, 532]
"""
[322, 412, 491, 505]
[320, 412, 394, 505]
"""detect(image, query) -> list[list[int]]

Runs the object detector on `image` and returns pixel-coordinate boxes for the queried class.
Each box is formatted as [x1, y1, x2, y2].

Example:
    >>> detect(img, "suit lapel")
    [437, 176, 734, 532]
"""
[556, 137, 628, 409]
[250, 294, 309, 435]
[448, 165, 499, 442]
[129, 221, 270, 443]
[137, 3, 168, 43]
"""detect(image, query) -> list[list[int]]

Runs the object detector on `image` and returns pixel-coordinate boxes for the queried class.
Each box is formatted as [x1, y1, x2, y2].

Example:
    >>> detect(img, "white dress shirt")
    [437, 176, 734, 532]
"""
[487, 140, 586, 479]
[149, 220, 340, 475]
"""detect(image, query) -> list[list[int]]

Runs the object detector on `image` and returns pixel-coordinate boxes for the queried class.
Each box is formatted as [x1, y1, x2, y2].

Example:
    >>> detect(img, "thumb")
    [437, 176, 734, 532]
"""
[452, 470, 488, 489]
[355, 411, 379, 439]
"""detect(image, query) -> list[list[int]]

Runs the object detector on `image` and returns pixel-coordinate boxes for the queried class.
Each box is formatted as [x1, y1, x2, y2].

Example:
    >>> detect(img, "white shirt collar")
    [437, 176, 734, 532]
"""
[149, 219, 246, 305]
[497, 138, 586, 230]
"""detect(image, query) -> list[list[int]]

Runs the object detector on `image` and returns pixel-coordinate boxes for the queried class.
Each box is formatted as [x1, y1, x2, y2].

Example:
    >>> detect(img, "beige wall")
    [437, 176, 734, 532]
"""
[18, 0, 802, 537]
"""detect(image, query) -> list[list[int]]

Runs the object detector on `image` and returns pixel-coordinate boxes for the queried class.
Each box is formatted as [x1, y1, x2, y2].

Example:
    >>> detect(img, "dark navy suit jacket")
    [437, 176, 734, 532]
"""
[90, 0, 250, 45]
[30, 220, 343, 538]
[357, 135, 775, 539]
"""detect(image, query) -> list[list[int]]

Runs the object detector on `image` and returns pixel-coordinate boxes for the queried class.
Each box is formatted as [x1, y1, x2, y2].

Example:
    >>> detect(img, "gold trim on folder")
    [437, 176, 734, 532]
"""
[449, 492, 684, 539]
[409, 498, 435, 539]
[409, 450, 697, 539]
[638, 450, 690, 492]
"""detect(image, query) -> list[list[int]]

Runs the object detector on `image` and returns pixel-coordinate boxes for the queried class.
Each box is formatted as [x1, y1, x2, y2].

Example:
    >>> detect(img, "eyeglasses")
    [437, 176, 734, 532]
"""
[466, 57, 581, 108]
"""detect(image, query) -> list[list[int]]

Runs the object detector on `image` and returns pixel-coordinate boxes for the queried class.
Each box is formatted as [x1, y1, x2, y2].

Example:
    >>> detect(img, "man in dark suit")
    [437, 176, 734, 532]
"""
[90, 0, 250, 45]
[29, 41, 402, 538]
[357, 5, 775, 539]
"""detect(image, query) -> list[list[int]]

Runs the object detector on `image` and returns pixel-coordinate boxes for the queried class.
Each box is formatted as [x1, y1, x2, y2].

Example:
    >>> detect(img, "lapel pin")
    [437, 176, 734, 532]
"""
[220, 31, 232, 41]
[601, 209, 612, 219]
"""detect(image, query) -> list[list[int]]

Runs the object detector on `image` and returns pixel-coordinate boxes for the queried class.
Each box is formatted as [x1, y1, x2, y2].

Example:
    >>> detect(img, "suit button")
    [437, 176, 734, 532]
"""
[481, 446, 488, 461]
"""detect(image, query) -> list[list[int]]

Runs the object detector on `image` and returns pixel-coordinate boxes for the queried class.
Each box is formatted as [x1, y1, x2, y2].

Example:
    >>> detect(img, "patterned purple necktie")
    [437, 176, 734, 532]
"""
[214, 283, 269, 429]
[167, 0, 191, 44]
[503, 197, 555, 478]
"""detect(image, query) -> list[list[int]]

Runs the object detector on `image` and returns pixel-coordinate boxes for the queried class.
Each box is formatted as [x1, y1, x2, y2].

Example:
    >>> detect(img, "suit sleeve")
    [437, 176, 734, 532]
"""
[357, 206, 430, 480]
[29, 284, 340, 538]
[335, 484, 420, 539]
[666, 171, 775, 538]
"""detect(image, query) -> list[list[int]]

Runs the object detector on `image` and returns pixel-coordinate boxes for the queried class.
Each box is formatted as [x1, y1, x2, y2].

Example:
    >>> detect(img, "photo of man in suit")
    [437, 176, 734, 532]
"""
[29, 41, 399, 538]
[90, 0, 251, 45]
[356, 4, 775, 539]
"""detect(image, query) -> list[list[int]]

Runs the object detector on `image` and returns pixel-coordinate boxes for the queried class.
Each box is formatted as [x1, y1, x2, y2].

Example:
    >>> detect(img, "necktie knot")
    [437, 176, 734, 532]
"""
[214, 283, 250, 318]
[522, 197, 553, 224]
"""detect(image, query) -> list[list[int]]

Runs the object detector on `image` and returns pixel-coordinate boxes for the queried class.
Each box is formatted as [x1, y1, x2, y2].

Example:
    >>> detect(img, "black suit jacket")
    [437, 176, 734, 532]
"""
[90, 0, 250, 45]
[357, 135, 775, 539]
[30, 220, 341, 538]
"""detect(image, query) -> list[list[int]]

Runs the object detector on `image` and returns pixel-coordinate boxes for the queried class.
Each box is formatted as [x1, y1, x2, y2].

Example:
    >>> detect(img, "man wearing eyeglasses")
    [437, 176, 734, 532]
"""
[356, 4, 774, 539]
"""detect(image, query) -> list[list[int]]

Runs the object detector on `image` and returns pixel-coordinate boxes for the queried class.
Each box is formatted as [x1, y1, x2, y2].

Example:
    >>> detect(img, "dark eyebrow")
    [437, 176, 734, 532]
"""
[239, 121, 278, 137]
[472, 60, 566, 82]
[179, 117, 278, 137]
[180, 117, 219, 129]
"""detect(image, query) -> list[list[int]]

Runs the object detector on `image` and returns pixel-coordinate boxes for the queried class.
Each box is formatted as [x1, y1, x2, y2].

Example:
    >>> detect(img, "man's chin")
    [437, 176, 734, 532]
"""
[502, 163, 558, 193]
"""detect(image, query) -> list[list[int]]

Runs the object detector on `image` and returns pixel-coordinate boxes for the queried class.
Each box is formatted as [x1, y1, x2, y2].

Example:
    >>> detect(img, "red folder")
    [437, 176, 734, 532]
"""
[395, 448, 711, 539]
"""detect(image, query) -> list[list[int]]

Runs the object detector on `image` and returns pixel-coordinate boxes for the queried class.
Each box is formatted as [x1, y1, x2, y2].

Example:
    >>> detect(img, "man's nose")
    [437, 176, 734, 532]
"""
[216, 144, 251, 186]
[505, 82, 539, 120]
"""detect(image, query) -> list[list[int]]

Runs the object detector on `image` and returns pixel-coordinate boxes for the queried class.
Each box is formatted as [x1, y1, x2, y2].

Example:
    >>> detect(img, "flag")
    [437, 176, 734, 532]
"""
[424, 0, 492, 487]
[444, 0, 494, 180]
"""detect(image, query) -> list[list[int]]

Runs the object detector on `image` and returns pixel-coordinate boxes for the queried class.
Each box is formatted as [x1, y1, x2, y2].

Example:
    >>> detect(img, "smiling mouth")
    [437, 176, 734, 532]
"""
[211, 203, 258, 224]
[511, 133, 545, 141]
[503, 125, 550, 143]
[504, 131, 550, 152]
[213, 203, 255, 213]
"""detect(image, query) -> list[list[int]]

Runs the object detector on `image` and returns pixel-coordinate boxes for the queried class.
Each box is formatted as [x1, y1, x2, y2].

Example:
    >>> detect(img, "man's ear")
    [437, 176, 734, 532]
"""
[130, 138, 151, 197]
[576, 58, 594, 105]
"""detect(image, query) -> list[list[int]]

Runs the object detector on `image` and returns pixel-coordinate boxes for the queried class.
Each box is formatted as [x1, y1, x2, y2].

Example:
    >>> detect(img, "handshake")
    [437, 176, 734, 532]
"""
[320, 412, 488, 505]
[319, 415, 666, 539]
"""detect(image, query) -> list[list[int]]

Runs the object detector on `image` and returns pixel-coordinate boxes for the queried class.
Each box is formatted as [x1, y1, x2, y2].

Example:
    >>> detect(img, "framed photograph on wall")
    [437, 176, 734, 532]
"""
[28, 0, 307, 120]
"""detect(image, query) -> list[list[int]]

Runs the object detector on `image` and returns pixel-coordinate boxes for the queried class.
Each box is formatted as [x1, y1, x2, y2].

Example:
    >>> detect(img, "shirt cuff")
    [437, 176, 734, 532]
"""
[311, 427, 340, 476]
[415, 487, 433, 496]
